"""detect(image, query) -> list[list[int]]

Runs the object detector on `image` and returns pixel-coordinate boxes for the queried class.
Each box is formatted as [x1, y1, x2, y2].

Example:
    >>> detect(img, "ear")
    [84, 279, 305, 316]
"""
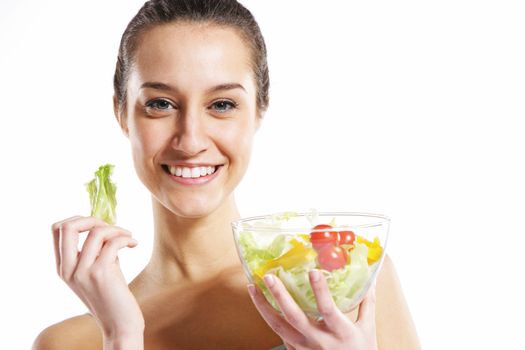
[113, 95, 129, 137]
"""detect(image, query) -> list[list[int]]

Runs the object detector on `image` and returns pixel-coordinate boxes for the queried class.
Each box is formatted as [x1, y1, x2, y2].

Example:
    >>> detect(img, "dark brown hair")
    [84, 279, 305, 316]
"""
[113, 0, 269, 116]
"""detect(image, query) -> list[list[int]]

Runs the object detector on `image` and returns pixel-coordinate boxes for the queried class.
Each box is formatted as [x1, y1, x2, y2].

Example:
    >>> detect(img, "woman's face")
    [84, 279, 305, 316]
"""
[119, 23, 260, 218]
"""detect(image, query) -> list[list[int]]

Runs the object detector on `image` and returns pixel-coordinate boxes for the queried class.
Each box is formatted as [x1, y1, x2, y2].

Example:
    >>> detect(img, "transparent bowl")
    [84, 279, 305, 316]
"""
[232, 211, 390, 320]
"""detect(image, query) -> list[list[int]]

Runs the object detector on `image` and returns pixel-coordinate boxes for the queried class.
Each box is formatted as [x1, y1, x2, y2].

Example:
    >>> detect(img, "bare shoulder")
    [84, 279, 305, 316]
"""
[375, 255, 421, 350]
[32, 314, 102, 350]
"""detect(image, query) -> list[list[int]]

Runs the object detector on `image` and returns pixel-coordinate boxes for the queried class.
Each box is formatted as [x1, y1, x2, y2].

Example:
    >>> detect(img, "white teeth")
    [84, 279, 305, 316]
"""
[182, 168, 192, 178]
[167, 165, 217, 178]
[191, 168, 200, 178]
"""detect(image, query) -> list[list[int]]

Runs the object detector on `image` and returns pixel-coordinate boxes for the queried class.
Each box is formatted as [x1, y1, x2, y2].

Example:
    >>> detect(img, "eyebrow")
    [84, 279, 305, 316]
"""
[140, 81, 246, 94]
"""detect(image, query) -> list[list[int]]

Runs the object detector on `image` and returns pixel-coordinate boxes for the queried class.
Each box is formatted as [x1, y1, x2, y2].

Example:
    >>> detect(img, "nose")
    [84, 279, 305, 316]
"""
[170, 107, 209, 157]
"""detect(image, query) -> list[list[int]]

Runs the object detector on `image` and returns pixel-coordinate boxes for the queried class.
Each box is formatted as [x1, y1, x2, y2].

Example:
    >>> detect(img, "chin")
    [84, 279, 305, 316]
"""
[171, 206, 213, 219]
[165, 192, 226, 219]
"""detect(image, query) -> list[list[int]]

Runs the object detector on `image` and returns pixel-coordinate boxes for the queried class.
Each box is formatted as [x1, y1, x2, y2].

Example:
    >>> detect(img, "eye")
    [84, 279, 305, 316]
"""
[145, 99, 175, 111]
[210, 100, 237, 113]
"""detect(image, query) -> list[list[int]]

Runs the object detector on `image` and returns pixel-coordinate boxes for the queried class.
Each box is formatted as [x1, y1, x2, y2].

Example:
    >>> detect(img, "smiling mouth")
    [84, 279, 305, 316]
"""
[161, 164, 222, 178]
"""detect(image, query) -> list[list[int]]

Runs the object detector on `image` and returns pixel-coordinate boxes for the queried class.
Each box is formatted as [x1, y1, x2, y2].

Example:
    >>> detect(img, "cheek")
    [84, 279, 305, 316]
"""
[129, 119, 168, 172]
[218, 120, 254, 169]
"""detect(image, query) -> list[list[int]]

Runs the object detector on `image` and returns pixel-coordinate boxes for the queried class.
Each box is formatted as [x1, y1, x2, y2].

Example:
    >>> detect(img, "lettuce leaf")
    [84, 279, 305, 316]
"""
[327, 242, 371, 310]
[274, 263, 317, 313]
[270, 243, 370, 316]
[85, 163, 117, 224]
[239, 232, 287, 272]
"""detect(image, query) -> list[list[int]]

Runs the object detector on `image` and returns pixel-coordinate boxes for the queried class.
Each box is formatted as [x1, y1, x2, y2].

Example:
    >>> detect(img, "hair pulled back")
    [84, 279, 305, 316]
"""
[113, 0, 269, 116]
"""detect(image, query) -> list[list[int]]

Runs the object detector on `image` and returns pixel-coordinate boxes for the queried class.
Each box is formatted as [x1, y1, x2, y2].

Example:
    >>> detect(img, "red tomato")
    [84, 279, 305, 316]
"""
[317, 245, 348, 271]
[310, 224, 338, 250]
[338, 230, 355, 245]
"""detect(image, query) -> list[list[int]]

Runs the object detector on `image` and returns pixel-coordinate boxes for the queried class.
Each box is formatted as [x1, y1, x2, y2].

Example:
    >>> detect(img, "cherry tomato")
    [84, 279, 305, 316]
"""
[338, 230, 355, 245]
[310, 224, 338, 250]
[317, 245, 348, 271]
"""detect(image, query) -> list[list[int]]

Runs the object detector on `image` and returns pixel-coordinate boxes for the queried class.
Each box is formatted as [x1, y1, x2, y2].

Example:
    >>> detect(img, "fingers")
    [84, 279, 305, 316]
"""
[357, 282, 377, 326]
[96, 235, 138, 266]
[52, 216, 110, 280]
[309, 269, 350, 336]
[51, 215, 82, 275]
[76, 226, 132, 272]
[61, 217, 109, 280]
[262, 274, 313, 335]
[247, 283, 306, 346]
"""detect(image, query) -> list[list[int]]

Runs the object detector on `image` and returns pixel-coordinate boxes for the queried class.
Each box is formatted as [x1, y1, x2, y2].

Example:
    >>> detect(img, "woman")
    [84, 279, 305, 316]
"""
[33, 0, 420, 349]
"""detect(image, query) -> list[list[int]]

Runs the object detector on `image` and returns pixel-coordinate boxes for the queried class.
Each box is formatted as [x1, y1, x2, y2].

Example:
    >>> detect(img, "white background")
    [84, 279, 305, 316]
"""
[1, 0, 524, 349]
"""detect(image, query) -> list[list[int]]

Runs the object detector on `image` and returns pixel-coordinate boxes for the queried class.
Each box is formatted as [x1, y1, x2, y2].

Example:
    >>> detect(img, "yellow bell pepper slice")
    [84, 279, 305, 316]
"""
[298, 234, 310, 242]
[356, 236, 383, 265]
[254, 239, 316, 279]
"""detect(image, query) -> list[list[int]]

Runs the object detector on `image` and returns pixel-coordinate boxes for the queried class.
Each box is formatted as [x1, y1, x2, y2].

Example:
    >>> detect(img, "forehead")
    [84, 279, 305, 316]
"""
[129, 22, 254, 91]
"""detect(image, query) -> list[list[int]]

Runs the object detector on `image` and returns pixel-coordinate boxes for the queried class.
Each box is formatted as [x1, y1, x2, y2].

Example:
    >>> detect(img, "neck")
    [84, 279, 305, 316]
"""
[146, 194, 242, 285]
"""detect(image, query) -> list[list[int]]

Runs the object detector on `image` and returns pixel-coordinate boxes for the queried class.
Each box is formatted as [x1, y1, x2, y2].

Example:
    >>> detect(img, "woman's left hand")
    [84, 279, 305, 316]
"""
[247, 269, 378, 350]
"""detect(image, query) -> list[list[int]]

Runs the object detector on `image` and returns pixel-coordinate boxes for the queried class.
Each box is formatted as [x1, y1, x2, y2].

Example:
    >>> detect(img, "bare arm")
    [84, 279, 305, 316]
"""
[376, 255, 421, 350]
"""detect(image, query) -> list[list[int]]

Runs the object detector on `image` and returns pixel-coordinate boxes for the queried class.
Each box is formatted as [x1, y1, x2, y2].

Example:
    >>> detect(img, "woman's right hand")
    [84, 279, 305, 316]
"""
[51, 216, 144, 349]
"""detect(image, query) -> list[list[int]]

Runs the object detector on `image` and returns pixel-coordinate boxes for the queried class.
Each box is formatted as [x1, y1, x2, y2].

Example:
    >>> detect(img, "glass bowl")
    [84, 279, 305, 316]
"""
[232, 211, 390, 320]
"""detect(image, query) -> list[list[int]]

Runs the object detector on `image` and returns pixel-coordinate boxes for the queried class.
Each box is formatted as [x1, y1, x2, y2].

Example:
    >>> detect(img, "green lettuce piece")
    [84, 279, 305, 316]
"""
[267, 234, 287, 257]
[86, 164, 117, 224]
[274, 262, 317, 313]
[269, 243, 370, 316]
[270, 211, 298, 222]
[239, 232, 287, 272]
[239, 232, 290, 312]
[272, 242, 371, 316]
[327, 242, 371, 309]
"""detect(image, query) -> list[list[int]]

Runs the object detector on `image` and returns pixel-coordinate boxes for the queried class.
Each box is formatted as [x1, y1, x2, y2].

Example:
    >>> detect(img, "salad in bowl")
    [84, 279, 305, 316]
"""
[232, 211, 390, 319]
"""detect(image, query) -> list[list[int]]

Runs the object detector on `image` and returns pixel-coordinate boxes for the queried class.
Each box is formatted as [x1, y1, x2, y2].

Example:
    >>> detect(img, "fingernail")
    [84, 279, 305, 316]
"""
[264, 274, 275, 287]
[247, 284, 256, 297]
[309, 269, 320, 282]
